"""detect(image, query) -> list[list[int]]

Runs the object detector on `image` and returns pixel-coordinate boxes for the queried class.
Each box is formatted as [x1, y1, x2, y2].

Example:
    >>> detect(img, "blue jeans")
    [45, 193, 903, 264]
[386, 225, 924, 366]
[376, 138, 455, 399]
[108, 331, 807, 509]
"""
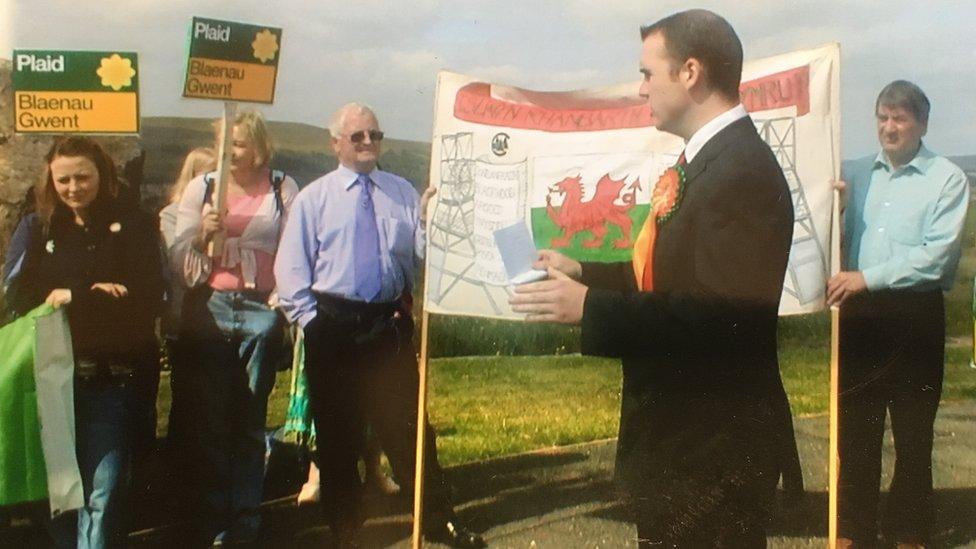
[177, 288, 283, 542]
[51, 376, 134, 549]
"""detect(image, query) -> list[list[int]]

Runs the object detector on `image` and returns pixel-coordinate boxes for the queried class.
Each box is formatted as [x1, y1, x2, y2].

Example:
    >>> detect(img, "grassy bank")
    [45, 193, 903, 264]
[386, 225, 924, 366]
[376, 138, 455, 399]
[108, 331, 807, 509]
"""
[154, 343, 976, 467]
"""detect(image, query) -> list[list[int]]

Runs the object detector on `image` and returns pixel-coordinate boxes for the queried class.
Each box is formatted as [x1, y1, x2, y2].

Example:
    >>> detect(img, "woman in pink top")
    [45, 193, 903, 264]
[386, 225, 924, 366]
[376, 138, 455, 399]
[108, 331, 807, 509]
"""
[170, 108, 298, 545]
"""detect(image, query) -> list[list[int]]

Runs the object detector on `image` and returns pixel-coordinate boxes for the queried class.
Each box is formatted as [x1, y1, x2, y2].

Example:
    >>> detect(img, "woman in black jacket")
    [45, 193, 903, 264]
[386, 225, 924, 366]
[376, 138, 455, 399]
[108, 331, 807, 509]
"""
[6, 136, 164, 548]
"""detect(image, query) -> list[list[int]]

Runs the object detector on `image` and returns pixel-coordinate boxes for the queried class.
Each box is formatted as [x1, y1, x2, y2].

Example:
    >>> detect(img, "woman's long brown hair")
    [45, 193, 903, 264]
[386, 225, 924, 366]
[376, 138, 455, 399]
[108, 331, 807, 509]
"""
[35, 136, 120, 229]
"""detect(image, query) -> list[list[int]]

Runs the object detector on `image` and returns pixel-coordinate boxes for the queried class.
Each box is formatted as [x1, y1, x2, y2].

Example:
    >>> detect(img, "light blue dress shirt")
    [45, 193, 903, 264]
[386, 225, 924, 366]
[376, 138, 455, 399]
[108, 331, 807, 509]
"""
[843, 144, 969, 292]
[274, 164, 425, 327]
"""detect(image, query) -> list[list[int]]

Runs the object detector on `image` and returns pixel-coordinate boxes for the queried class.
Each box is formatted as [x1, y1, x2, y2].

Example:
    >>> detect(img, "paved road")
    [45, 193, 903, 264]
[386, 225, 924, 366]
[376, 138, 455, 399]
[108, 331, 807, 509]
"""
[173, 402, 976, 547]
[7, 403, 976, 548]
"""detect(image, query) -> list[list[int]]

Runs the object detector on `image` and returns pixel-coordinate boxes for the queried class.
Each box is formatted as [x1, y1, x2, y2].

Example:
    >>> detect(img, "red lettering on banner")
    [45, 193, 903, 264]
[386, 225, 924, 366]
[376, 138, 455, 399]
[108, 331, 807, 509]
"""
[739, 65, 810, 116]
[453, 83, 652, 132]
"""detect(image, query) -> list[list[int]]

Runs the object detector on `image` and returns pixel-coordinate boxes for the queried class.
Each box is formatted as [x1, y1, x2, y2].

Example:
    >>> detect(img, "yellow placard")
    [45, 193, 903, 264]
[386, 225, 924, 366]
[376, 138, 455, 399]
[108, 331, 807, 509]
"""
[14, 91, 139, 133]
[183, 57, 277, 103]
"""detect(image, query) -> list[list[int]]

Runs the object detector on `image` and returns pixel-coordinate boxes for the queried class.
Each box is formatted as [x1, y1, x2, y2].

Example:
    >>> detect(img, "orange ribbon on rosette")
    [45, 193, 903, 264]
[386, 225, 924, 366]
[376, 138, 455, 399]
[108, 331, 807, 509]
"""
[631, 155, 686, 291]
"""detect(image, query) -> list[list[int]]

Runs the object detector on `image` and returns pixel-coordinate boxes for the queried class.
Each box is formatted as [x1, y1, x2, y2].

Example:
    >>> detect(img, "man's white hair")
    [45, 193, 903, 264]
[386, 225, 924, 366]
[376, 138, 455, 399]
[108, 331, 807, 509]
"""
[328, 102, 378, 137]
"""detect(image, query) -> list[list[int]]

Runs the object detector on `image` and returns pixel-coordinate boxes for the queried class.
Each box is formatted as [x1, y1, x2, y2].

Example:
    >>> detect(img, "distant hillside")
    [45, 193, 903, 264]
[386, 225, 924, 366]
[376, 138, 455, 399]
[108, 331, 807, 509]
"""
[140, 116, 431, 212]
[948, 155, 976, 172]
[948, 155, 976, 185]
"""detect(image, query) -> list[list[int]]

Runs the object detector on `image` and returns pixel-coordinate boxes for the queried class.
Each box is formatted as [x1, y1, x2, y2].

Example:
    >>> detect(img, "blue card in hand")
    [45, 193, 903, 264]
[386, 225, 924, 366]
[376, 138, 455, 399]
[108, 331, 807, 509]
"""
[493, 222, 548, 285]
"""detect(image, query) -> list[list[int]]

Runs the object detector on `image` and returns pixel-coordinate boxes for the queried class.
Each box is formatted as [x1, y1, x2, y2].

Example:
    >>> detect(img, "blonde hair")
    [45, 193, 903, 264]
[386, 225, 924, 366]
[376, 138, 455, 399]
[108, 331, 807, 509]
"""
[212, 108, 275, 168]
[170, 147, 217, 204]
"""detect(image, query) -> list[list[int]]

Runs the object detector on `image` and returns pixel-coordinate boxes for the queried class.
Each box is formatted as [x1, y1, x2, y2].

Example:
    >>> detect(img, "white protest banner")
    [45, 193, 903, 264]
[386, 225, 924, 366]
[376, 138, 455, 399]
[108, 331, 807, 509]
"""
[424, 43, 840, 319]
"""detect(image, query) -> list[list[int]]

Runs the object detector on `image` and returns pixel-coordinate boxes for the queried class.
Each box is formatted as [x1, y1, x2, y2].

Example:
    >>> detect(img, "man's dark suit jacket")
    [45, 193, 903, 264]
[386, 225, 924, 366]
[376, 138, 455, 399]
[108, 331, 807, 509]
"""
[580, 116, 795, 538]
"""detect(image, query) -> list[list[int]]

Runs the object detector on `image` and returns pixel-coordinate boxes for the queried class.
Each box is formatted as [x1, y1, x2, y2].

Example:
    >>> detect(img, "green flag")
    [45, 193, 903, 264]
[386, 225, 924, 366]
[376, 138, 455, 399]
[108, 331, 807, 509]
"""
[0, 304, 83, 515]
[0, 304, 55, 506]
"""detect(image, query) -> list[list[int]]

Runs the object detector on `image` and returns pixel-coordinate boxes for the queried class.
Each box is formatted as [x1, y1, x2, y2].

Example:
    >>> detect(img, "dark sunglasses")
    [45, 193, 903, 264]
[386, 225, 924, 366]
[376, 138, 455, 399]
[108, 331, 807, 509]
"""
[349, 130, 384, 143]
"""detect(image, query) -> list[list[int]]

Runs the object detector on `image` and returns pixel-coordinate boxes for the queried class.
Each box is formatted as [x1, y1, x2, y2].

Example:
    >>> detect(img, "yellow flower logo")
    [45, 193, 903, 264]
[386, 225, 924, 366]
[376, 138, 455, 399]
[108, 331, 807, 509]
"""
[252, 29, 279, 63]
[96, 54, 136, 91]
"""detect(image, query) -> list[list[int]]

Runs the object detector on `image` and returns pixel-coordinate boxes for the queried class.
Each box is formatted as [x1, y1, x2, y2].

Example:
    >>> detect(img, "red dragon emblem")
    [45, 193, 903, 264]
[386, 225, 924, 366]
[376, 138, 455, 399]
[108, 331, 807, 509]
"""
[546, 174, 640, 249]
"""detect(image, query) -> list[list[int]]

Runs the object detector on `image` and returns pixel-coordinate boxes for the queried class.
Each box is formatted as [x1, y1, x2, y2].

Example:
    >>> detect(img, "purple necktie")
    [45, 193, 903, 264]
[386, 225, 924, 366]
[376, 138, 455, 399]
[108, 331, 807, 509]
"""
[354, 174, 382, 302]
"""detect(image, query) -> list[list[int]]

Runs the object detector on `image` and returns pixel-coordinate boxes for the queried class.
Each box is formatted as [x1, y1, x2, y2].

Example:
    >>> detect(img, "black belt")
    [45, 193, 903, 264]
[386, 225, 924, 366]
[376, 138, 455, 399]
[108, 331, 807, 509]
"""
[843, 288, 943, 320]
[75, 357, 135, 381]
[187, 285, 274, 303]
[313, 293, 400, 325]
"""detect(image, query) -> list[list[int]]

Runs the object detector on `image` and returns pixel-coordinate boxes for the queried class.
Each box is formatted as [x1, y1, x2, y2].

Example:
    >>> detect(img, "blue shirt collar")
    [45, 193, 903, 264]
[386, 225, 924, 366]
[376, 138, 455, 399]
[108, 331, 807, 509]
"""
[873, 142, 935, 175]
[338, 164, 382, 191]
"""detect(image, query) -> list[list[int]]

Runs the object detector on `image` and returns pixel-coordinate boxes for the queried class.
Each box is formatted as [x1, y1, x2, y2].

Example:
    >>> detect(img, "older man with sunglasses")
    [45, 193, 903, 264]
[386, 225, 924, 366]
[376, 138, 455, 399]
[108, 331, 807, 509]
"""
[275, 103, 486, 548]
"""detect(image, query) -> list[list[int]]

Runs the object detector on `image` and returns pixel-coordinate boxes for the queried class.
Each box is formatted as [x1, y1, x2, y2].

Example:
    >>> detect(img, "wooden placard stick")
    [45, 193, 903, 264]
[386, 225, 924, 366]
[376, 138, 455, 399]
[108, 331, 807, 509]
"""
[411, 307, 431, 549]
[208, 100, 237, 257]
[412, 179, 441, 549]
[828, 186, 841, 548]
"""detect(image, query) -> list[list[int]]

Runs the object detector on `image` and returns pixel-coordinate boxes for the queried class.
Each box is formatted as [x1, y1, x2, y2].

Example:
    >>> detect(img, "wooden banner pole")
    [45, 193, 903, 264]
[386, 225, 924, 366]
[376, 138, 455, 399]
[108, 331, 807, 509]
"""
[411, 307, 431, 549]
[828, 186, 841, 548]
[208, 100, 237, 257]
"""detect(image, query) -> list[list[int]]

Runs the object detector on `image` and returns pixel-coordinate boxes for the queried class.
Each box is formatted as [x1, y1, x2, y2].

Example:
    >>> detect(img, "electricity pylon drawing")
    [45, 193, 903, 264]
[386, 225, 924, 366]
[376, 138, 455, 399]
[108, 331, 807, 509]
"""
[755, 117, 826, 305]
[427, 132, 503, 313]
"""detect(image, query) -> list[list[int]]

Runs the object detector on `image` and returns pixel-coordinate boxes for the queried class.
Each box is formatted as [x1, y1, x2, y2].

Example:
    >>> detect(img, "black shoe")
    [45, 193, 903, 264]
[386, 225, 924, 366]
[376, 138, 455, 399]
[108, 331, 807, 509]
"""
[424, 518, 487, 548]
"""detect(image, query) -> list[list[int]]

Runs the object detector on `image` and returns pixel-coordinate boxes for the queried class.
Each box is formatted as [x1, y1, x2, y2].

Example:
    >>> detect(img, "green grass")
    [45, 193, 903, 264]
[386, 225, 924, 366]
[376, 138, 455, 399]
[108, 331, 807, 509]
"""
[427, 315, 579, 358]
[779, 341, 830, 417]
[427, 355, 621, 465]
[776, 327, 976, 418]
[154, 343, 976, 467]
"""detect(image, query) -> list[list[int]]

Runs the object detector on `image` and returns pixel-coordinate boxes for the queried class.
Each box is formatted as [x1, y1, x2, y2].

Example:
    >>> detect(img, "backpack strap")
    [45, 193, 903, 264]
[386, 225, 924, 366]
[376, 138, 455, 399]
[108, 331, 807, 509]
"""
[202, 172, 215, 207]
[271, 169, 285, 216]
[201, 170, 286, 214]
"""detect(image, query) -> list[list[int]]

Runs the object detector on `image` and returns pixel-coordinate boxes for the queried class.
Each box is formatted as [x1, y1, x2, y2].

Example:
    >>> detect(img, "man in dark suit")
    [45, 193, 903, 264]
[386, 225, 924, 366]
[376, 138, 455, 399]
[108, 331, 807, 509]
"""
[511, 9, 794, 547]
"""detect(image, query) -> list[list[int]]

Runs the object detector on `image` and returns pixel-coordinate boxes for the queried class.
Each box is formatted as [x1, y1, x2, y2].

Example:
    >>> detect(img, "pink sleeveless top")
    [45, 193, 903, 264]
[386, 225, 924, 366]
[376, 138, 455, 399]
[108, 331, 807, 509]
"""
[208, 179, 277, 291]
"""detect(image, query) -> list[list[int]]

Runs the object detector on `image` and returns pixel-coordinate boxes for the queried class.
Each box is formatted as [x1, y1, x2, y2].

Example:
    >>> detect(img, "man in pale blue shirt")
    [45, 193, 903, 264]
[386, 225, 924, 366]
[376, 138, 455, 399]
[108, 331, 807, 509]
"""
[827, 80, 969, 549]
[274, 103, 485, 549]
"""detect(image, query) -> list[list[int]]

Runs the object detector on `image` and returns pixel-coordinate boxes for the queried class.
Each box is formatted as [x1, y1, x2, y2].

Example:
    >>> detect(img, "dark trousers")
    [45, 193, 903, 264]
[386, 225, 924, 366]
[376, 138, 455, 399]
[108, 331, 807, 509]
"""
[302, 294, 452, 530]
[130, 351, 161, 496]
[838, 290, 944, 546]
[633, 442, 775, 549]
[774, 375, 804, 496]
[176, 287, 283, 541]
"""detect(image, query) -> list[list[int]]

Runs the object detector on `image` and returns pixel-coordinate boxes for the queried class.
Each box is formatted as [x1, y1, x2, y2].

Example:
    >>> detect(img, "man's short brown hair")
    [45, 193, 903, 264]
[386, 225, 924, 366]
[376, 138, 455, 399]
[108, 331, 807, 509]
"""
[640, 9, 743, 101]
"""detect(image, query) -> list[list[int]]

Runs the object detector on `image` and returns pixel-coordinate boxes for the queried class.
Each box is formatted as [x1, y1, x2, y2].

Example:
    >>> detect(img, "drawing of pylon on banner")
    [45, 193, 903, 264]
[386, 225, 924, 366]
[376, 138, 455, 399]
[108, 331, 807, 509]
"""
[756, 116, 826, 305]
[428, 132, 530, 316]
[428, 133, 476, 305]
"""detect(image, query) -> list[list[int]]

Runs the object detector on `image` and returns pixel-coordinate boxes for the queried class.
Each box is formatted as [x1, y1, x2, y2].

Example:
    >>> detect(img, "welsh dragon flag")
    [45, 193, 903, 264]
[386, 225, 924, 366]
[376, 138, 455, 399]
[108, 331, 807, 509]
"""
[424, 43, 840, 320]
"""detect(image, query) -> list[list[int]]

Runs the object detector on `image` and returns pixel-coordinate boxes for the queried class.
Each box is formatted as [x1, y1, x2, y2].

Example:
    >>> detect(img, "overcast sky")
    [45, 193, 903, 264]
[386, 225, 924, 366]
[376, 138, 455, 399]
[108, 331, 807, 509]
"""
[5, 0, 975, 158]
